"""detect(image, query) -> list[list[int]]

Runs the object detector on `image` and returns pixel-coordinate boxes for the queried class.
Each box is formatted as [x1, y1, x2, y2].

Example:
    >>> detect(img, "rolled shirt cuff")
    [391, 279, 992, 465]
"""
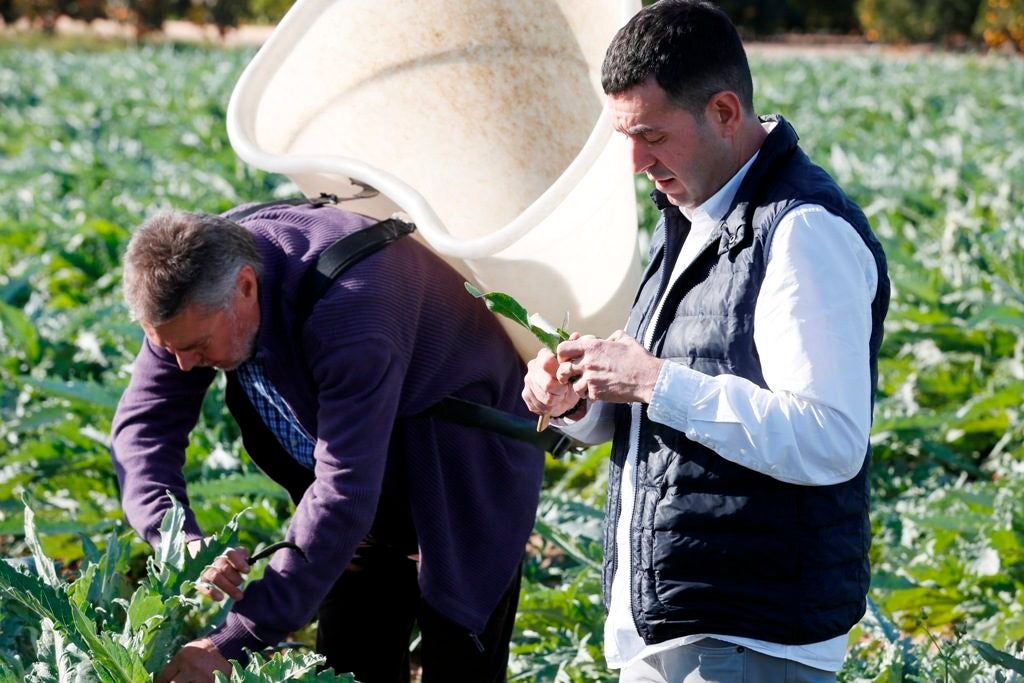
[552, 399, 615, 445]
[552, 400, 591, 429]
[646, 361, 705, 431]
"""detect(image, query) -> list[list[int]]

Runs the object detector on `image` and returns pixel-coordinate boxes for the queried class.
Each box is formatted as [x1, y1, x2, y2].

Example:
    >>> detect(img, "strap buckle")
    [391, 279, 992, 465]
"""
[546, 430, 582, 459]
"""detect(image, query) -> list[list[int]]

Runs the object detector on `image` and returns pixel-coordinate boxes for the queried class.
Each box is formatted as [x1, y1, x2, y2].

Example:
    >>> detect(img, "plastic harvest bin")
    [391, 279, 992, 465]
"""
[227, 0, 643, 358]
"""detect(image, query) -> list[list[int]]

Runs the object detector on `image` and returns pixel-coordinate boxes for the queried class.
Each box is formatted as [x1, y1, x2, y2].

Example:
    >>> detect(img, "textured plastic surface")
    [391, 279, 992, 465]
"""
[227, 0, 643, 357]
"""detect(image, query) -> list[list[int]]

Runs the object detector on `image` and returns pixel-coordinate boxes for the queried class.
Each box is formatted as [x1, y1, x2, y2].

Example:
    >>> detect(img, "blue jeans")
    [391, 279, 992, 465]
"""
[619, 638, 837, 683]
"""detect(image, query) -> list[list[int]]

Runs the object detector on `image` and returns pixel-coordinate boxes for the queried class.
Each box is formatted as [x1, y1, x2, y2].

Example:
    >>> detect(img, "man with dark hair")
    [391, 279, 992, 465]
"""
[523, 1, 889, 680]
[112, 203, 544, 682]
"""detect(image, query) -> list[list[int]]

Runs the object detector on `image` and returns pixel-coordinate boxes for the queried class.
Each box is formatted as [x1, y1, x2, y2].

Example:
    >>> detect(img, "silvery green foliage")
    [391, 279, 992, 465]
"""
[3, 43, 1024, 683]
[215, 651, 354, 682]
[26, 618, 97, 683]
[0, 495, 349, 682]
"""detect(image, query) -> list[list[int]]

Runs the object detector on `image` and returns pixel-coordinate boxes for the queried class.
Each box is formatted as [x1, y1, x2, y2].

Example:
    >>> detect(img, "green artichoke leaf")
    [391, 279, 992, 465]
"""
[464, 283, 568, 353]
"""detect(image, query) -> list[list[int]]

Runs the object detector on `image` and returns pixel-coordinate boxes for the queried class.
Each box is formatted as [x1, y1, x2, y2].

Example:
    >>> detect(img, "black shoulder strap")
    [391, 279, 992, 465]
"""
[420, 397, 576, 457]
[225, 193, 417, 328]
[284, 204, 573, 457]
[294, 217, 416, 330]
[297, 217, 416, 320]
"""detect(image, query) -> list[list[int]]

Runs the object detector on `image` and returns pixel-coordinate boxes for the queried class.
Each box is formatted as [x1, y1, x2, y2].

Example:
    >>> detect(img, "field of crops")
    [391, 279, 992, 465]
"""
[1, 40, 1023, 681]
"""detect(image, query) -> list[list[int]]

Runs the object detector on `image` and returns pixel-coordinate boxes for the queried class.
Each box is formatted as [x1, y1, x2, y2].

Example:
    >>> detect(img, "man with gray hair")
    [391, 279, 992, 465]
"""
[112, 202, 544, 682]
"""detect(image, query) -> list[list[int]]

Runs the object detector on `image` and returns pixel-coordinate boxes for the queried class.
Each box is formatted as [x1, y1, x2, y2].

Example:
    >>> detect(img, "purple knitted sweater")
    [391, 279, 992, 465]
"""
[110, 203, 544, 659]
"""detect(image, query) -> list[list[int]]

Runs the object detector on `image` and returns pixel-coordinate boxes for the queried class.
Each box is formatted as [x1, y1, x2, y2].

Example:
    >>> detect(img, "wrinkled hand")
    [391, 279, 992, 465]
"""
[555, 330, 663, 404]
[156, 638, 231, 683]
[522, 332, 584, 418]
[188, 540, 250, 602]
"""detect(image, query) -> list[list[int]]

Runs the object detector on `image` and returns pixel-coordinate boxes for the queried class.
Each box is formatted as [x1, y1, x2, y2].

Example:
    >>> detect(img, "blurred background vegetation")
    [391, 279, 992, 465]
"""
[2, 0, 1024, 680]
[1, 0, 1023, 51]
[1, 38, 1023, 679]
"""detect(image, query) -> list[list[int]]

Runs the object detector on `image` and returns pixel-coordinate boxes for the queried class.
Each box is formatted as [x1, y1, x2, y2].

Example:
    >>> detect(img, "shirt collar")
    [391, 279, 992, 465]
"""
[680, 149, 761, 225]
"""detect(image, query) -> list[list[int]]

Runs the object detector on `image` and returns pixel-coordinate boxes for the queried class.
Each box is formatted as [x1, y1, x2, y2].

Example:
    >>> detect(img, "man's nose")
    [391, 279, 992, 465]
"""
[174, 351, 200, 371]
[629, 139, 654, 174]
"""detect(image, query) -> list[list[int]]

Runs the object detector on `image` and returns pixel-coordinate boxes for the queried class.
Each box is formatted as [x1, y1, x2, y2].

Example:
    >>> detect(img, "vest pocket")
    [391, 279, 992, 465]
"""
[649, 487, 801, 611]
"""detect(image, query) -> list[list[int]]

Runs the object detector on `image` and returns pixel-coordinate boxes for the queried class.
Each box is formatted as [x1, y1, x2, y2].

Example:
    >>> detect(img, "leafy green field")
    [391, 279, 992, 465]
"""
[1, 43, 1023, 681]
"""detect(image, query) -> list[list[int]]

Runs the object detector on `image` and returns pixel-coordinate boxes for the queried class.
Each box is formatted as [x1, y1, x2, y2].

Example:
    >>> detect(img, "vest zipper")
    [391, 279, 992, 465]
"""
[617, 211, 681, 643]
[626, 299, 667, 641]
[617, 210, 720, 640]
[626, 407, 646, 640]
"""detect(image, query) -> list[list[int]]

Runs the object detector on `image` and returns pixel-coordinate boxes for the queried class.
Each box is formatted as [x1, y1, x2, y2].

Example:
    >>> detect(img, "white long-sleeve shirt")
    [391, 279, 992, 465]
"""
[558, 145, 879, 672]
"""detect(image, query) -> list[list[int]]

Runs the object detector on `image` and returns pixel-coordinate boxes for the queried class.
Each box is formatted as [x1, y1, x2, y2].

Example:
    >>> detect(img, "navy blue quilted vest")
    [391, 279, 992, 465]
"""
[605, 115, 890, 646]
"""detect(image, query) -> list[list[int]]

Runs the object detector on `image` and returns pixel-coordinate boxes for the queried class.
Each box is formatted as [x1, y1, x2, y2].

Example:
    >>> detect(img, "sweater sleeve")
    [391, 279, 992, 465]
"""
[110, 338, 216, 546]
[210, 333, 406, 660]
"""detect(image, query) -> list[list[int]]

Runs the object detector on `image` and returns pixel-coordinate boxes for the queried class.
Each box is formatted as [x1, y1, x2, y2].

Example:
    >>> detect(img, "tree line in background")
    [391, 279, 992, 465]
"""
[0, 0, 1022, 50]
[0, 0, 292, 36]
[734, 0, 1021, 51]
[714, 0, 1023, 50]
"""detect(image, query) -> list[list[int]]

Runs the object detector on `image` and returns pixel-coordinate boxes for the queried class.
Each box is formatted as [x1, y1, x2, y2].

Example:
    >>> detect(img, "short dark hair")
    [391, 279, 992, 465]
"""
[123, 211, 263, 325]
[601, 0, 755, 116]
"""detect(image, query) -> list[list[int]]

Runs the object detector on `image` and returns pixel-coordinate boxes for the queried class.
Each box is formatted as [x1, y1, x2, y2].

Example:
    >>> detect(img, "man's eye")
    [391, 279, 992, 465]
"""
[642, 134, 665, 144]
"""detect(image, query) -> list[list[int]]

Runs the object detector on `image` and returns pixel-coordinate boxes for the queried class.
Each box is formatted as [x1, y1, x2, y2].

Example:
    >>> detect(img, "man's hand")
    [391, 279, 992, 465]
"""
[555, 330, 663, 404]
[156, 638, 231, 683]
[523, 334, 584, 418]
[188, 540, 250, 602]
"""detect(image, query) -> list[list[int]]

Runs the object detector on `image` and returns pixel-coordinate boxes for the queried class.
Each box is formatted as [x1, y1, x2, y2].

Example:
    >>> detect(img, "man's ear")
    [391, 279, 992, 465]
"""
[705, 91, 743, 137]
[236, 264, 258, 302]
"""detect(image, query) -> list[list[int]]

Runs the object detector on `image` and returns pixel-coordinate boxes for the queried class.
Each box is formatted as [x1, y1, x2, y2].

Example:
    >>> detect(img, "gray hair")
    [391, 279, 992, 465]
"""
[122, 211, 263, 326]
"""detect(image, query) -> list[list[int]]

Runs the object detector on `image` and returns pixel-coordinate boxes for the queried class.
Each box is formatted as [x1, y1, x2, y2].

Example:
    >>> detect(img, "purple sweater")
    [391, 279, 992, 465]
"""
[110, 203, 544, 659]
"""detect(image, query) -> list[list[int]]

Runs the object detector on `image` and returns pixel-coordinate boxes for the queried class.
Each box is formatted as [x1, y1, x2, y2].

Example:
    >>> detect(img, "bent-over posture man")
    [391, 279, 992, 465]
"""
[523, 1, 889, 681]
[112, 202, 544, 682]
